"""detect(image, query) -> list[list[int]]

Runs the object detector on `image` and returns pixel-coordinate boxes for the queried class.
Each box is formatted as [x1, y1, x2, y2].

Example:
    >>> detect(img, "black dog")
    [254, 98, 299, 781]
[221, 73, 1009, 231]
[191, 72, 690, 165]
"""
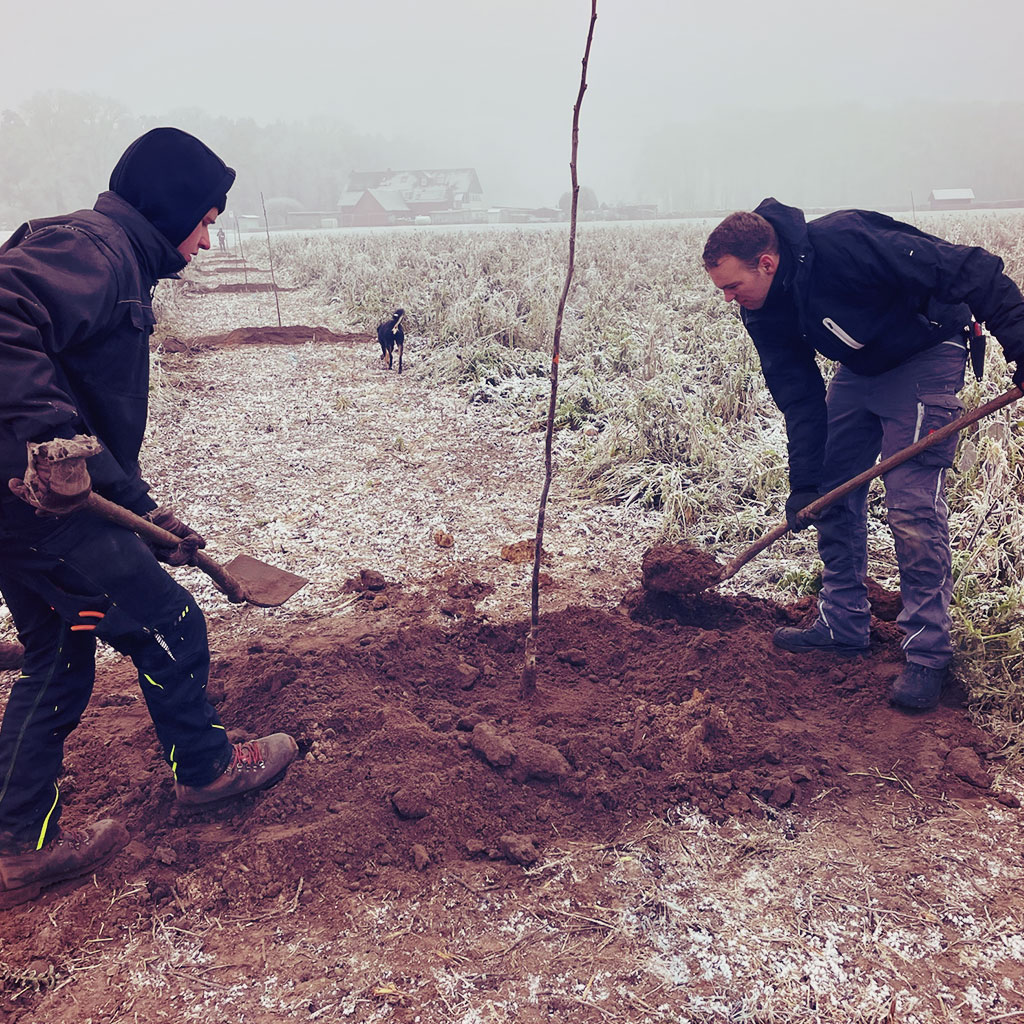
[377, 308, 405, 372]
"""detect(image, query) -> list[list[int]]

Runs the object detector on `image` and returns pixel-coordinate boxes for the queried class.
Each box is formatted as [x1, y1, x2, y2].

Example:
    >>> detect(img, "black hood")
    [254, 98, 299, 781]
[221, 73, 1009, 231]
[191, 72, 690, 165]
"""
[109, 127, 235, 247]
[753, 197, 810, 256]
[752, 196, 814, 298]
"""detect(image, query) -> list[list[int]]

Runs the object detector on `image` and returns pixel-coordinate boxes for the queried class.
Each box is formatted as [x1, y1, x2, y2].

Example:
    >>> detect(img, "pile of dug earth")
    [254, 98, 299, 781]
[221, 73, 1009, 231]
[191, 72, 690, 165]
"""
[8, 542, 1003, 917]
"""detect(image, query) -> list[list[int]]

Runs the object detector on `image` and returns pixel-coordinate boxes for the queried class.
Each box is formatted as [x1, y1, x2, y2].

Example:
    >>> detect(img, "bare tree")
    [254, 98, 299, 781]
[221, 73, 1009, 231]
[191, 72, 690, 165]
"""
[520, 0, 598, 700]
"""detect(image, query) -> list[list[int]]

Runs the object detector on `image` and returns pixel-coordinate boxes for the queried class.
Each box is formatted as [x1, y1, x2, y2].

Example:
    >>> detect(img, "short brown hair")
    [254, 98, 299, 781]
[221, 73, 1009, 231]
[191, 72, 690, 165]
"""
[702, 211, 778, 270]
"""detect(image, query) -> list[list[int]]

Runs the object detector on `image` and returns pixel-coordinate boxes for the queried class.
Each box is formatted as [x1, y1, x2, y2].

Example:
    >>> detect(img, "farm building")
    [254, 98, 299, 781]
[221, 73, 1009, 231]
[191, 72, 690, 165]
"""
[929, 188, 975, 210]
[346, 189, 411, 228]
[340, 168, 485, 226]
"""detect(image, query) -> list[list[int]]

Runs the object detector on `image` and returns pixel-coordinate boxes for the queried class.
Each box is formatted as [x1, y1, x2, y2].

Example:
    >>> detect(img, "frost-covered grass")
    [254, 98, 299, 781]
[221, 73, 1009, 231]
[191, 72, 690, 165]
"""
[258, 222, 794, 539]
[261, 214, 1024, 749]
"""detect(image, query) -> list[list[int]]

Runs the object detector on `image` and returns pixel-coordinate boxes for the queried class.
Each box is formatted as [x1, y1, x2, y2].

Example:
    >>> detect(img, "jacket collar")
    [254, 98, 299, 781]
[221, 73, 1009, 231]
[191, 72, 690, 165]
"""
[93, 191, 187, 283]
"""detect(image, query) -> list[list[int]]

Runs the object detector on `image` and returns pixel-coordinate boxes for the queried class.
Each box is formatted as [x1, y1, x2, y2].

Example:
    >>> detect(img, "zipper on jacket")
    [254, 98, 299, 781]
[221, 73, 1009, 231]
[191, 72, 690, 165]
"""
[913, 401, 926, 443]
[822, 317, 865, 350]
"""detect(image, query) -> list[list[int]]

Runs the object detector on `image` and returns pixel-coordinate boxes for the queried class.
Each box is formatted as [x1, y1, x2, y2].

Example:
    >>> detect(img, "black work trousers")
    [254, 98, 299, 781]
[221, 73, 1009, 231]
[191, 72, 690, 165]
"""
[0, 509, 232, 852]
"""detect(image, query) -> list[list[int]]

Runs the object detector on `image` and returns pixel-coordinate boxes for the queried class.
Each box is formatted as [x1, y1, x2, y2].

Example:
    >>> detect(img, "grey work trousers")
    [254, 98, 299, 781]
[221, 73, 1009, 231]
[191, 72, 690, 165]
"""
[813, 339, 968, 668]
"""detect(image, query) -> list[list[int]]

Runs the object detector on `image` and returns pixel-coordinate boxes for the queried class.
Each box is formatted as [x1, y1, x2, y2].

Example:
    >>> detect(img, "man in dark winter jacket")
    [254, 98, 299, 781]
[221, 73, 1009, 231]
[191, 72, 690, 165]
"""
[0, 128, 299, 908]
[703, 198, 1024, 711]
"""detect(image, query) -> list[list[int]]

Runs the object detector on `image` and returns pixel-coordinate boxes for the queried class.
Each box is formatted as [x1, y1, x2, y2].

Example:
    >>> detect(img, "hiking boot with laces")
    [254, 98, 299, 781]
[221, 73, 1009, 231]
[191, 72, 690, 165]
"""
[175, 733, 298, 806]
[0, 819, 128, 909]
[773, 621, 869, 656]
[889, 662, 948, 710]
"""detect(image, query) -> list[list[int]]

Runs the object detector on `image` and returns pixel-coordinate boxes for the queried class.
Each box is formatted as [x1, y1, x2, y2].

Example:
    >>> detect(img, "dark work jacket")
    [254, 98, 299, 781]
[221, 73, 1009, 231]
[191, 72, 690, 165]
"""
[0, 191, 187, 534]
[742, 197, 1024, 490]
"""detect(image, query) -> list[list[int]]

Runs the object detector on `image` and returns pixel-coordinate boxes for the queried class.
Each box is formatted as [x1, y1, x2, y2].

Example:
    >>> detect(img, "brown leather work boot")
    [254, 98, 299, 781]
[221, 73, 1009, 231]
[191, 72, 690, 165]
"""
[174, 733, 299, 807]
[0, 819, 129, 909]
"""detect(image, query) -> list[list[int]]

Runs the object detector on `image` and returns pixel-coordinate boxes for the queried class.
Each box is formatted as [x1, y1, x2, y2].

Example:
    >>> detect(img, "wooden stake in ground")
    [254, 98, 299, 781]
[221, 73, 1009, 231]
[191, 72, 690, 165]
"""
[260, 190, 283, 328]
[234, 216, 249, 287]
[521, 0, 598, 699]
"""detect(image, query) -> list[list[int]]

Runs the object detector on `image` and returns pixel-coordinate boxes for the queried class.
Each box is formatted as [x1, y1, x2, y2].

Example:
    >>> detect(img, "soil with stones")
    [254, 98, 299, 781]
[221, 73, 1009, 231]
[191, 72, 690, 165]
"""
[3, 568, 1020, 1021]
[2, 261, 1024, 1023]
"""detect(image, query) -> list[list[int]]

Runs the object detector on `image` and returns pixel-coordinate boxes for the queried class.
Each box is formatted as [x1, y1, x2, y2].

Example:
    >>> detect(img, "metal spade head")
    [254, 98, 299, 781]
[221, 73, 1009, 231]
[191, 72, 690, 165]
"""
[223, 554, 308, 607]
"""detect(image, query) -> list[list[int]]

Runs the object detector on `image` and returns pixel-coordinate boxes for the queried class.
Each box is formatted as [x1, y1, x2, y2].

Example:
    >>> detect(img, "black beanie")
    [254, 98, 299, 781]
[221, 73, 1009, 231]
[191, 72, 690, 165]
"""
[109, 128, 236, 247]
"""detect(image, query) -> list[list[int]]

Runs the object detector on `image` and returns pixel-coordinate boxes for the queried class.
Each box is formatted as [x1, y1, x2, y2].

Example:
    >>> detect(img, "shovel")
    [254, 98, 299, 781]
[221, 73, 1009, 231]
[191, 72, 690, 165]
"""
[716, 385, 1023, 586]
[85, 493, 308, 608]
[13, 436, 308, 608]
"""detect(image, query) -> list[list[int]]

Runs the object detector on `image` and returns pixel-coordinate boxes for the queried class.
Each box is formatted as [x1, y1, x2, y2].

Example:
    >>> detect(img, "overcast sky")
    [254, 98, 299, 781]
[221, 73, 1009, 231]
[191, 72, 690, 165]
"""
[4, 0, 1023, 206]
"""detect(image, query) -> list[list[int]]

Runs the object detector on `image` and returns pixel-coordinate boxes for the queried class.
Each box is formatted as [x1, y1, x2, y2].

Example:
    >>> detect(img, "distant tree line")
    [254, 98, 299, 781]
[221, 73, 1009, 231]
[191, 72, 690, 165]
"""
[3, 91, 1024, 226]
[637, 100, 1024, 214]
[0, 91, 407, 226]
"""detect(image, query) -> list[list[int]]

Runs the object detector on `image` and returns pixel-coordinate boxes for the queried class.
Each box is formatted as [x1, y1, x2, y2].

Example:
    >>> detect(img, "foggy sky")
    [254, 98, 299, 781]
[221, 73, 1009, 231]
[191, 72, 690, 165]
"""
[3, 0, 1024, 208]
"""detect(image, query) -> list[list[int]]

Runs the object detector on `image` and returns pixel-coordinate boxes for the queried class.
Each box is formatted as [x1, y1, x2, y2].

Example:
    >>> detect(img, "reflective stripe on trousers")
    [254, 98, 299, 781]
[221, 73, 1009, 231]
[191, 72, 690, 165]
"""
[0, 513, 231, 851]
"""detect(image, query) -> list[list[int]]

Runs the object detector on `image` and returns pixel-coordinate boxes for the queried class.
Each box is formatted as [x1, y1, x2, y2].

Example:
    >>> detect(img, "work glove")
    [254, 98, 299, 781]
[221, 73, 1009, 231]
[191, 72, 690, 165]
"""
[1012, 361, 1024, 392]
[785, 488, 820, 533]
[145, 507, 207, 566]
[8, 435, 101, 516]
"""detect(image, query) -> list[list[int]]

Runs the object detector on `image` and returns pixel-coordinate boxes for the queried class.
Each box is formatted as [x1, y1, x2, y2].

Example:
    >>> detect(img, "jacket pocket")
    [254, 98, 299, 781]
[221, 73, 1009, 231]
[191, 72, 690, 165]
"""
[913, 392, 965, 467]
[128, 300, 156, 333]
[821, 317, 865, 350]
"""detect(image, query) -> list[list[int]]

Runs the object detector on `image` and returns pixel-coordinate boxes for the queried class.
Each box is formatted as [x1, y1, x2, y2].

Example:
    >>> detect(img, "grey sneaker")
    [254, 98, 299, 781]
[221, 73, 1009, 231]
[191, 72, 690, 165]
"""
[773, 622, 869, 655]
[0, 819, 128, 909]
[175, 733, 298, 806]
[889, 663, 948, 710]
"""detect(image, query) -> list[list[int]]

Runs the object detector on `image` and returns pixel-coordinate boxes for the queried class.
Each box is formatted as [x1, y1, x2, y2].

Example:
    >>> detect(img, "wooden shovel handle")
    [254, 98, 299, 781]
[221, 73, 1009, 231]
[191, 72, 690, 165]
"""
[83, 493, 247, 603]
[718, 384, 1023, 584]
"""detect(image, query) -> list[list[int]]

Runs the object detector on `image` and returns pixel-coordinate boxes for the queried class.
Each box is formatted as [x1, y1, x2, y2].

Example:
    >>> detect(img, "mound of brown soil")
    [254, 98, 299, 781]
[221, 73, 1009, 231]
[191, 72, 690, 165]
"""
[159, 325, 375, 352]
[0, 558, 1014, 1021]
[14, 573, 997, 907]
[194, 282, 295, 294]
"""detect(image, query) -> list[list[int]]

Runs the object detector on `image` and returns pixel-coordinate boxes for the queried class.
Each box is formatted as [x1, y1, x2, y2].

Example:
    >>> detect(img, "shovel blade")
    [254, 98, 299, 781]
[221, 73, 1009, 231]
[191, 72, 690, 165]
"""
[223, 554, 308, 607]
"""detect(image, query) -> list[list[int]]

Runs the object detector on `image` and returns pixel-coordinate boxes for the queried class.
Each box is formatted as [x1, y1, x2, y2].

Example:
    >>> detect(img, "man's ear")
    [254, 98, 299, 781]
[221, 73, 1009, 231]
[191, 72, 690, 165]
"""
[759, 252, 779, 276]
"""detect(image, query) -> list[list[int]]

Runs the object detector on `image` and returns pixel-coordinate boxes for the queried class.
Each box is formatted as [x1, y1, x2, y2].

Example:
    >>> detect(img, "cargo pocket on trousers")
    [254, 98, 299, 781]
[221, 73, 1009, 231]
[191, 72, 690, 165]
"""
[913, 392, 965, 467]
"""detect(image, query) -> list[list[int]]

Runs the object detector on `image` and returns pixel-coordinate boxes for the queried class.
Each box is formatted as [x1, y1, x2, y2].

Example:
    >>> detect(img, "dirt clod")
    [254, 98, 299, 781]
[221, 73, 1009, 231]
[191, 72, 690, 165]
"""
[945, 746, 993, 789]
[471, 722, 516, 767]
[501, 538, 545, 563]
[510, 737, 571, 783]
[391, 785, 434, 820]
[344, 568, 387, 592]
[499, 832, 540, 865]
[641, 542, 724, 596]
[455, 662, 481, 689]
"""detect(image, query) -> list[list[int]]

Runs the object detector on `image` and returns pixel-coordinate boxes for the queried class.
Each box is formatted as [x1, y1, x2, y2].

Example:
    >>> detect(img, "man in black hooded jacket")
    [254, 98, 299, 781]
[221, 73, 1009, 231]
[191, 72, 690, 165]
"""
[0, 128, 298, 908]
[703, 199, 1024, 711]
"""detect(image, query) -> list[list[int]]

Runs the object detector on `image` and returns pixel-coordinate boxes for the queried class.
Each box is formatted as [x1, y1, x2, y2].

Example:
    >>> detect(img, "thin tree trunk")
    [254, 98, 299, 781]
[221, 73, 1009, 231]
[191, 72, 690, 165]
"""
[260, 191, 283, 327]
[520, 0, 598, 699]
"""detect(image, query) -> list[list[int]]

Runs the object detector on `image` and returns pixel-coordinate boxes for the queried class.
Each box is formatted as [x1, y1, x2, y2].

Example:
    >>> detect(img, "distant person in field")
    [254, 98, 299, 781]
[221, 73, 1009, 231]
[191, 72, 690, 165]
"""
[217, 227, 227, 251]
[703, 199, 1024, 711]
[0, 127, 299, 909]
